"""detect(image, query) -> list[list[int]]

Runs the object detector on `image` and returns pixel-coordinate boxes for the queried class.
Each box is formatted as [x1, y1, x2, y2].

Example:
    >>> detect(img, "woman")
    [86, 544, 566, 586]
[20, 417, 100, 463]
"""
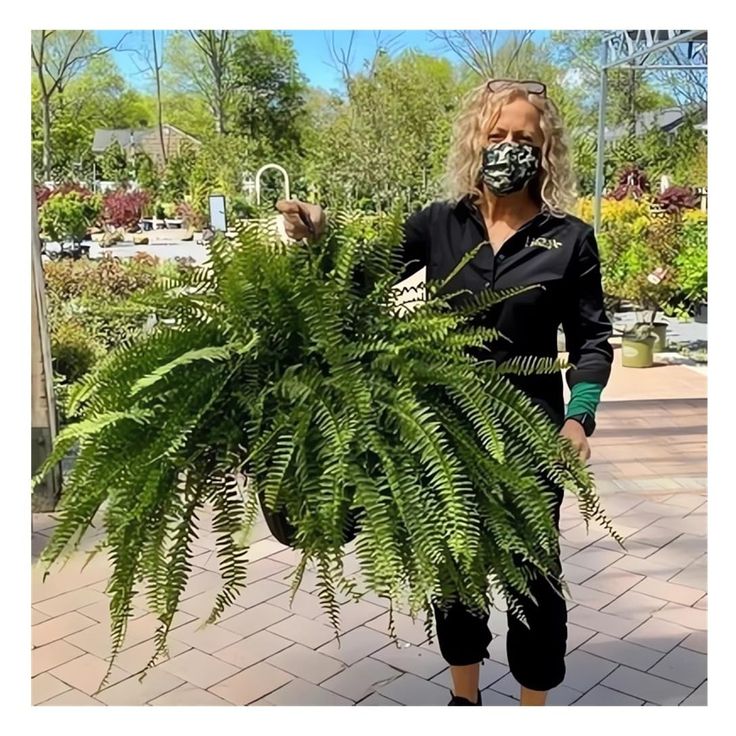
[276, 79, 613, 707]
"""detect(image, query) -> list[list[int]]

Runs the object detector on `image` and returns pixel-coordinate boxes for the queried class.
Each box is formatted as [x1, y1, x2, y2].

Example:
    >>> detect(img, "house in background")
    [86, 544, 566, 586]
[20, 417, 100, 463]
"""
[91, 125, 201, 169]
[604, 104, 707, 143]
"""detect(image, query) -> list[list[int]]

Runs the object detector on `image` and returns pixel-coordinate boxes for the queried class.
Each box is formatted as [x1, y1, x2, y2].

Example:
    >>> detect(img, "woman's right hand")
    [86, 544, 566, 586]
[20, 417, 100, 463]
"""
[275, 199, 325, 242]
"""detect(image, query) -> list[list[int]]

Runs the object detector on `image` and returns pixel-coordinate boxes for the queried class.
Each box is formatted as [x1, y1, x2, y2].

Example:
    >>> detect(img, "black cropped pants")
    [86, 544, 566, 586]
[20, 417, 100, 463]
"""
[431, 482, 567, 692]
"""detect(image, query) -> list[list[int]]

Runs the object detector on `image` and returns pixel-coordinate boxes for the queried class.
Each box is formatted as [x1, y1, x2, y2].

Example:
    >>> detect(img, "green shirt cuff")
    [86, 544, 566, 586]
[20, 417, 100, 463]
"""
[565, 381, 603, 419]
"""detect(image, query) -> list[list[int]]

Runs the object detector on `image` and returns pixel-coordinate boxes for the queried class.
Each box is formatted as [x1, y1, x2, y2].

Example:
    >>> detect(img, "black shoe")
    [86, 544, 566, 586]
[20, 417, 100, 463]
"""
[448, 689, 482, 706]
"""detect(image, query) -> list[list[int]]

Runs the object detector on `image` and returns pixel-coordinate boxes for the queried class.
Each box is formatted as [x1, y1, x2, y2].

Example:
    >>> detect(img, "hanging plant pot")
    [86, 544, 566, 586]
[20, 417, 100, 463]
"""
[622, 332, 657, 368]
[258, 494, 299, 547]
[257, 488, 360, 548]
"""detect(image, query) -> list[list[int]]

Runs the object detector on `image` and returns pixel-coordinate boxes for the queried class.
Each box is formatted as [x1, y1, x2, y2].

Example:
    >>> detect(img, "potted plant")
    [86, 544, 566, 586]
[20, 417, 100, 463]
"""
[38, 189, 102, 255]
[32, 209, 622, 689]
[603, 231, 670, 360]
[617, 212, 684, 358]
[591, 178, 702, 360]
[620, 319, 658, 368]
[102, 188, 152, 234]
[639, 265, 672, 353]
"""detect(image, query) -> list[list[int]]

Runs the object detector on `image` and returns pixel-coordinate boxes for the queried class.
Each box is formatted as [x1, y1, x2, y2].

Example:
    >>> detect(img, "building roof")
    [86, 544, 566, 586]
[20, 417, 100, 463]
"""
[605, 104, 707, 142]
[91, 125, 201, 154]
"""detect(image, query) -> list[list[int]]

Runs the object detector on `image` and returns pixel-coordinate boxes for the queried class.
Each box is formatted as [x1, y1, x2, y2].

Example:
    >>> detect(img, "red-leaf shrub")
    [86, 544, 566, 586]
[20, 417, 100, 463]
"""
[654, 186, 700, 214]
[35, 185, 53, 208]
[102, 189, 152, 230]
[609, 166, 650, 201]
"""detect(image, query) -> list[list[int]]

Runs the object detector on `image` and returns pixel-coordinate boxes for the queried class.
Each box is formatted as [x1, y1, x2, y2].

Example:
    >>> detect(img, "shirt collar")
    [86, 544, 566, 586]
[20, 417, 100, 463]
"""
[452, 193, 556, 225]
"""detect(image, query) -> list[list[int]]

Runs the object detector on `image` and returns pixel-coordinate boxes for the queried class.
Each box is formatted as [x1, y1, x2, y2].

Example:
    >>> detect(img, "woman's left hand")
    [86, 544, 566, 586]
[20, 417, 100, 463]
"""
[559, 419, 591, 462]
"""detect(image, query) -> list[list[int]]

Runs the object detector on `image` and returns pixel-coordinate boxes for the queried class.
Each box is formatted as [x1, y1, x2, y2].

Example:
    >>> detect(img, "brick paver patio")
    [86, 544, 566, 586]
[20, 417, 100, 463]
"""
[31, 349, 707, 706]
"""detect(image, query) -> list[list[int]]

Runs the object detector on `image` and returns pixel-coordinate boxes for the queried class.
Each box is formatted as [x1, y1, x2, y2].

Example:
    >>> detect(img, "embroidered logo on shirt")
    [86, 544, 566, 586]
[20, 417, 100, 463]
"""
[526, 236, 562, 250]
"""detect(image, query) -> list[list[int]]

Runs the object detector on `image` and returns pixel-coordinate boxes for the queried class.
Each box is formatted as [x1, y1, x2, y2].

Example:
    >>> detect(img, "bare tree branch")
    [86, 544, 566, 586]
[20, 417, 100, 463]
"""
[151, 31, 167, 165]
[657, 45, 708, 108]
[431, 29, 539, 80]
[429, 30, 496, 78]
[429, 31, 482, 77]
[366, 30, 406, 77]
[505, 30, 535, 75]
[125, 31, 169, 163]
[324, 30, 356, 92]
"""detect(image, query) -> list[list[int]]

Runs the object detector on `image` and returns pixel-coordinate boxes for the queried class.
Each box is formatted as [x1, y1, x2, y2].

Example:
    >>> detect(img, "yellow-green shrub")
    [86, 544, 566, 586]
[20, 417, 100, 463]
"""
[575, 196, 707, 318]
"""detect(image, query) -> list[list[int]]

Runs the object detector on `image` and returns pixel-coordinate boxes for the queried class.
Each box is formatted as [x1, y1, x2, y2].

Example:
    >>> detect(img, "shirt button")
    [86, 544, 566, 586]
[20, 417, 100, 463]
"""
[485, 281, 491, 287]
[497, 254, 505, 261]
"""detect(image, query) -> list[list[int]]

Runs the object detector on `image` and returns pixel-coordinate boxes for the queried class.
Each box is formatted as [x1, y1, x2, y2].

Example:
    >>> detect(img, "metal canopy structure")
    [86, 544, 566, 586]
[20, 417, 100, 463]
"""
[593, 30, 708, 232]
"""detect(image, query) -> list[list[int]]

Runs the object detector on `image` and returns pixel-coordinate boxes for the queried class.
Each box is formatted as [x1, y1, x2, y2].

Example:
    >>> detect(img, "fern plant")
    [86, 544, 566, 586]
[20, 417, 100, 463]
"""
[33, 205, 622, 690]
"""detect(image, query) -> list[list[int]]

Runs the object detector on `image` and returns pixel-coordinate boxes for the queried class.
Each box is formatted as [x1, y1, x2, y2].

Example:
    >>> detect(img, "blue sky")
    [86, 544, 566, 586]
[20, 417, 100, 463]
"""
[97, 30, 547, 93]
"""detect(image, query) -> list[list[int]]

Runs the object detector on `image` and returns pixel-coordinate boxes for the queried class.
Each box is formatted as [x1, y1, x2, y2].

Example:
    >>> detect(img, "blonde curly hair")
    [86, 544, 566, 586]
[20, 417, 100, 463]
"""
[442, 81, 577, 215]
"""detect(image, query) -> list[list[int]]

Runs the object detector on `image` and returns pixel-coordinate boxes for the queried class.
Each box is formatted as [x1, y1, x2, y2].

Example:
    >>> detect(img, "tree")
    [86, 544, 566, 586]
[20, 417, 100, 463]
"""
[157, 90, 212, 143]
[549, 31, 683, 193]
[229, 31, 308, 165]
[324, 30, 406, 95]
[129, 31, 169, 166]
[189, 31, 236, 134]
[31, 30, 129, 180]
[60, 55, 152, 128]
[31, 55, 154, 183]
[151, 32, 166, 165]
[164, 31, 239, 136]
[550, 31, 676, 129]
[428, 30, 537, 79]
[302, 50, 462, 211]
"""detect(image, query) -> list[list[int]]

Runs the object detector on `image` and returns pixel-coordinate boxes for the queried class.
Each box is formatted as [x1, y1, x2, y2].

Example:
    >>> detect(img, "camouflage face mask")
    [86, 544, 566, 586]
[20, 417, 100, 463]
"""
[479, 141, 541, 196]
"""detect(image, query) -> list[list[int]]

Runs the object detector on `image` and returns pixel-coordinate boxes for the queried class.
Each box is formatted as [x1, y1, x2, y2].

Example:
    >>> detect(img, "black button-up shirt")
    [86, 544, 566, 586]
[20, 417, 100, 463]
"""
[396, 196, 614, 428]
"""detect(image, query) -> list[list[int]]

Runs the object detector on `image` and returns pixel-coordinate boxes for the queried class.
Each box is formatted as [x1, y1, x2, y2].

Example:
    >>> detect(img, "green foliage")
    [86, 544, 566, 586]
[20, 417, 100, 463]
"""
[161, 141, 198, 203]
[302, 51, 461, 210]
[669, 119, 708, 188]
[571, 135, 597, 197]
[672, 212, 708, 312]
[133, 152, 161, 192]
[158, 135, 254, 220]
[160, 91, 214, 143]
[31, 52, 154, 182]
[100, 142, 129, 183]
[550, 31, 676, 127]
[605, 121, 707, 193]
[578, 197, 708, 320]
[187, 134, 253, 211]
[34, 210, 620, 689]
[44, 253, 167, 303]
[229, 194, 257, 220]
[162, 31, 239, 138]
[38, 191, 101, 243]
[550, 31, 705, 194]
[230, 30, 308, 165]
[50, 318, 103, 383]
[43, 254, 186, 428]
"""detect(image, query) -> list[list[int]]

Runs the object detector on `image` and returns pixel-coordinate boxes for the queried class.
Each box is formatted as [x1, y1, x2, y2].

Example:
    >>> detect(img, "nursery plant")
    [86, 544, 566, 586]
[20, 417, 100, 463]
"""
[33, 207, 622, 690]
[38, 190, 102, 244]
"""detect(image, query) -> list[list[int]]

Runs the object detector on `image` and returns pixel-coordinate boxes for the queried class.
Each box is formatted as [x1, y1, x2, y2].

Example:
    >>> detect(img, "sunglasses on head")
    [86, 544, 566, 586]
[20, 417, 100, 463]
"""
[487, 79, 547, 97]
